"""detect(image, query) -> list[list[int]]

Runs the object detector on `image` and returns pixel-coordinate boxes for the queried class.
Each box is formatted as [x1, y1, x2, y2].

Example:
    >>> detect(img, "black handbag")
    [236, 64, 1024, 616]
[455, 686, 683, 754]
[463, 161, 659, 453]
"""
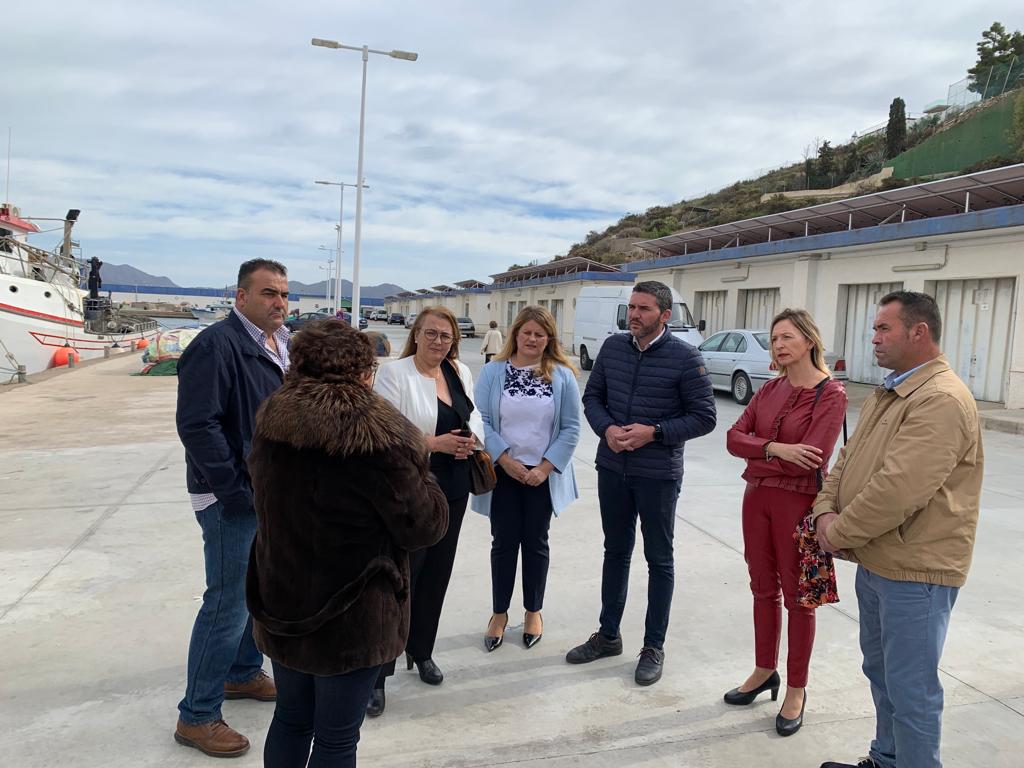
[442, 359, 496, 495]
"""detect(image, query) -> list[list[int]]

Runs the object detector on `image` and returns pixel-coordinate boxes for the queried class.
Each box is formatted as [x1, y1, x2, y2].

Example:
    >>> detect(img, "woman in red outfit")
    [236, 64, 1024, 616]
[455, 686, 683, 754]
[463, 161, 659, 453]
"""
[724, 308, 847, 737]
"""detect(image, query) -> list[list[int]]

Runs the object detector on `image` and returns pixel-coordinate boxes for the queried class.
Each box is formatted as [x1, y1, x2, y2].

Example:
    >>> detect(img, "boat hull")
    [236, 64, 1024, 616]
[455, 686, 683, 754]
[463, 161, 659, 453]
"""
[0, 276, 158, 378]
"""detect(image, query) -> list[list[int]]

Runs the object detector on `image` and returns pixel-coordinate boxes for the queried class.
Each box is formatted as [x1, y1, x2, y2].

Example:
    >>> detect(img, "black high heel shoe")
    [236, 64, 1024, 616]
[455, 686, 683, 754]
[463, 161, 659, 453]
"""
[484, 612, 508, 652]
[523, 611, 543, 649]
[723, 670, 781, 705]
[775, 690, 806, 737]
[405, 652, 443, 685]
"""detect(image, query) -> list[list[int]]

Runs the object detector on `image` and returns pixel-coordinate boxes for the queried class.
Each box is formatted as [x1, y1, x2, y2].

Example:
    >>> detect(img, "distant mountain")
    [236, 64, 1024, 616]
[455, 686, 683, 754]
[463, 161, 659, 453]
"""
[288, 279, 405, 299]
[97, 262, 403, 297]
[101, 263, 179, 287]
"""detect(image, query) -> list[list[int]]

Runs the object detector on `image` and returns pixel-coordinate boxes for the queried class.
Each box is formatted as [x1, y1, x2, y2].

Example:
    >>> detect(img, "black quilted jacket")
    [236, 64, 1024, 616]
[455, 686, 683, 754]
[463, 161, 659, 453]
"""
[582, 330, 716, 480]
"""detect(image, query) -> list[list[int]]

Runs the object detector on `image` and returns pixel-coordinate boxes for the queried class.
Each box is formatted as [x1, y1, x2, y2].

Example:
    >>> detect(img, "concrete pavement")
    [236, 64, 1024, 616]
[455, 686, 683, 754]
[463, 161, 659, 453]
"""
[1, 336, 1021, 767]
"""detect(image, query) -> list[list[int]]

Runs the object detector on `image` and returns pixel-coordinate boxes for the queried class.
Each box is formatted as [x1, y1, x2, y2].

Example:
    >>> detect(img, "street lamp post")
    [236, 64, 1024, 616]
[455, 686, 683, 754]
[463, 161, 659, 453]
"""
[315, 179, 367, 314]
[311, 36, 417, 323]
[318, 253, 334, 306]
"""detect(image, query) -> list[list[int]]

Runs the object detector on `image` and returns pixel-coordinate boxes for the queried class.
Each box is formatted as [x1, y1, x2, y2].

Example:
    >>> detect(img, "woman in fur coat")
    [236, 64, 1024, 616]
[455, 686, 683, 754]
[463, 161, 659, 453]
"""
[246, 319, 448, 767]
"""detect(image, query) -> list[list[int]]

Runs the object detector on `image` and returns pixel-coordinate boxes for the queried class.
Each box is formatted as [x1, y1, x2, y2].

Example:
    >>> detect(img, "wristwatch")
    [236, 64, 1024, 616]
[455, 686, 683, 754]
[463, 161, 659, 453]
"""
[653, 423, 664, 442]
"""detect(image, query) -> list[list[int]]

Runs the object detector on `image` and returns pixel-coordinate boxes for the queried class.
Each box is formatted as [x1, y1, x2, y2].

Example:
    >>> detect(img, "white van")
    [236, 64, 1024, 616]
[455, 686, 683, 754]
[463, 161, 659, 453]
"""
[573, 285, 705, 370]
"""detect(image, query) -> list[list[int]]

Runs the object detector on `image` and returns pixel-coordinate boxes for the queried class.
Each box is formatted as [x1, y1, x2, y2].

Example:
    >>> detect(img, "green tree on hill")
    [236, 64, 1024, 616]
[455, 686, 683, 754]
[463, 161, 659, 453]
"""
[886, 97, 908, 158]
[967, 22, 1024, 95]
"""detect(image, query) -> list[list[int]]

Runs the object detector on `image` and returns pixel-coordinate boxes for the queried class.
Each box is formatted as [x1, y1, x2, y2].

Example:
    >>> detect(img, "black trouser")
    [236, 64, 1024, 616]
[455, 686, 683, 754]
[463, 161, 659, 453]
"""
[485, 353, 495, 363]
[597, 469, 682, 650]
[490, 466, 553, 614]
[265, 659, 381, 768]
[376, 494, 468, 686]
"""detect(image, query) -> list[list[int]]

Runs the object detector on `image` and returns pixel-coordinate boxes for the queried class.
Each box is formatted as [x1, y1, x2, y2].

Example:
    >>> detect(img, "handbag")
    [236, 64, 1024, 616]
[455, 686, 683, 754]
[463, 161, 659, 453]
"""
[468, 448, 498, 495]
[440, 359, 496, 495]
[794, 377, 842, 608]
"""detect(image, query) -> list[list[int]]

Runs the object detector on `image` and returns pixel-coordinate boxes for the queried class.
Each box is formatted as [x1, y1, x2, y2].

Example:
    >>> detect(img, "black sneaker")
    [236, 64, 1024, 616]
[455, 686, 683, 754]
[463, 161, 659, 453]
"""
[565, 632, 623, 664]
[635, 646, 664, 686]
[819, 760, 876, 768]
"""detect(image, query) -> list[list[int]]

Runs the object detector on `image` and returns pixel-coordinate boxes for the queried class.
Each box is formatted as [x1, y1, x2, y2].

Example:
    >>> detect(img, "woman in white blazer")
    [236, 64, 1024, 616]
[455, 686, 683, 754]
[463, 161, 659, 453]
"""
[368, 306, 485, 717]
[472, 306, 581, 652]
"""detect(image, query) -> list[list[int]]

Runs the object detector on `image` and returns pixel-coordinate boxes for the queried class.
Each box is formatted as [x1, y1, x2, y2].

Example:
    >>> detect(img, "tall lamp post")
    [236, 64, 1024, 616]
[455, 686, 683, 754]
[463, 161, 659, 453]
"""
[318, 251, 335, 307]
[314, 179, 367, 314]
[311, 36, 417, 322]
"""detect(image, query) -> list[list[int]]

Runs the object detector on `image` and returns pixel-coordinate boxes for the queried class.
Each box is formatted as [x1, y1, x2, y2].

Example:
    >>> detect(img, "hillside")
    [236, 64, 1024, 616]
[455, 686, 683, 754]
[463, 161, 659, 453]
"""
[558, 90, 1024, 268]
[102, 263, 179, 287]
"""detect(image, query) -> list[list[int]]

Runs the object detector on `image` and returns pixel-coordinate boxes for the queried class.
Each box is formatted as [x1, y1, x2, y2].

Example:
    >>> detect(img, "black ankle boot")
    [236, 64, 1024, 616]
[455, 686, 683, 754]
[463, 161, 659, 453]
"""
[366, 687, 385, 717]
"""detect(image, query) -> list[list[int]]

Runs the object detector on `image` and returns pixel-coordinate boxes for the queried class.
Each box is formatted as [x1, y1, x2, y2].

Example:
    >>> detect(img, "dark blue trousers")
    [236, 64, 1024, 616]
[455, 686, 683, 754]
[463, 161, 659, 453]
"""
[265, 660, 381, 768]
[597, 469, 682, 650]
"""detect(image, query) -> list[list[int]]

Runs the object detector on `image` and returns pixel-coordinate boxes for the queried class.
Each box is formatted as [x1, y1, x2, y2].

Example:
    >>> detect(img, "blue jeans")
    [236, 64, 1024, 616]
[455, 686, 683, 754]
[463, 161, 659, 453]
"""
[597, 470, 682, 649]
[265, 660, 381, 768]
[856, 566, 958, 768]
[178, 500, 264, 725]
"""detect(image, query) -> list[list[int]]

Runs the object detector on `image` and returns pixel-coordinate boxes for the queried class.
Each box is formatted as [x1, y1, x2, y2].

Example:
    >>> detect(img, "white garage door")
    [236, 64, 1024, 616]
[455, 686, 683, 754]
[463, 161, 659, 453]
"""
[840, 282, 903, 385]
[930, 277, 1016, 403]
[739, 288, 779, 329]
[694, 290, 727, 337]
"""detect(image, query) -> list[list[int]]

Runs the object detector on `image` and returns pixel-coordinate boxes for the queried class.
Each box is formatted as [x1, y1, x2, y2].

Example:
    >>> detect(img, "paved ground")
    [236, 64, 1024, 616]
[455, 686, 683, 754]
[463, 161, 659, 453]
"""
[1, 329, 1022, 767]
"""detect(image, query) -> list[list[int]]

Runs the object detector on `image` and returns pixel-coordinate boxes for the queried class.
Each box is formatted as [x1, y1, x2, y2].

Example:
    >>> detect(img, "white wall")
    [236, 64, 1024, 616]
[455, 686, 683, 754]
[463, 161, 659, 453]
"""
[637, 224, 1024, 406]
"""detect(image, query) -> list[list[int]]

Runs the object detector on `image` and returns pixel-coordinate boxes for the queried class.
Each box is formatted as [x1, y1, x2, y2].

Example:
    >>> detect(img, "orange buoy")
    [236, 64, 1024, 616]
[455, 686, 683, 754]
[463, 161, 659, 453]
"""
[136, 337, 150, 350]
[52, 346, 81, 367]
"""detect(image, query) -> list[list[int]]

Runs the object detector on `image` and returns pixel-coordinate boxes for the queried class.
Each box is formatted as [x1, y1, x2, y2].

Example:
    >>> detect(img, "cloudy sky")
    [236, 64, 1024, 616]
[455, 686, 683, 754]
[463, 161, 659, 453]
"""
[5, 1, 1019, 291]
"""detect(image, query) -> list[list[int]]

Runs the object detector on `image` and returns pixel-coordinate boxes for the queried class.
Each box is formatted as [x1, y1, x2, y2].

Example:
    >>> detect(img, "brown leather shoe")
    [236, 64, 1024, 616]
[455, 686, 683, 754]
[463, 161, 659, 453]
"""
[174, 718, 250, 758]
[224, 669, 276, 701]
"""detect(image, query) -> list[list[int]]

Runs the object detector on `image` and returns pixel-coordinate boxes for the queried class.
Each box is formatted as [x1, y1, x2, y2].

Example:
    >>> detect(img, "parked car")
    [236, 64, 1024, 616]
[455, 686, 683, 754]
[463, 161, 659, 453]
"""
[388, 313, 405, 325]
[371, 309, 388, 321]
[404, 313, 418, 329]
[338, 310, 369, 331]
[698, 328, 848, 404]
[456, 317, 476, 338]
[285, 311, 331, 332]
[698, 329, 775, 405]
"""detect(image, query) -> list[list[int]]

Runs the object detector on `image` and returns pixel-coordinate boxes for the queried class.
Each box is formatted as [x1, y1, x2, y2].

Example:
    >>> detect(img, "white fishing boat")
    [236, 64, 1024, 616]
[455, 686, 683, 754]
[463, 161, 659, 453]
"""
[190, 299, 234, 323]
[0, 204, 159, 380]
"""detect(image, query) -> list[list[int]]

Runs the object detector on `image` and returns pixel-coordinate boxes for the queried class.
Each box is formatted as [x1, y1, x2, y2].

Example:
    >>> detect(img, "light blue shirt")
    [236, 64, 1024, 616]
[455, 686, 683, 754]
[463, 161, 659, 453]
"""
[883, 361, 929, 390]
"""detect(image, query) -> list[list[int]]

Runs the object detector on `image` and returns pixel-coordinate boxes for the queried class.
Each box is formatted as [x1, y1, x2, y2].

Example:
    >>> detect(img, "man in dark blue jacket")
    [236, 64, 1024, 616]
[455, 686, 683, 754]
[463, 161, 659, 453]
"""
[174, 259, 290, 758]
[567, 280, 716, 685]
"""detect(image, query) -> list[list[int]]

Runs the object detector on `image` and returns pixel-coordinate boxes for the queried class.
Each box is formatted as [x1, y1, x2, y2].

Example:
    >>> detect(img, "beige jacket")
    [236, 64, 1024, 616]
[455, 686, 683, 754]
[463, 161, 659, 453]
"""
[481, 328, 503, 355]
[812, 356, 983, 587]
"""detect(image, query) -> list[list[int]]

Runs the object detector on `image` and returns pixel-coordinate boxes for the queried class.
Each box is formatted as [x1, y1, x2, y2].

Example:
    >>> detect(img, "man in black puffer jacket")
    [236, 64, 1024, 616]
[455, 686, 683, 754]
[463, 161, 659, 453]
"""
[567, 280, 716, 686]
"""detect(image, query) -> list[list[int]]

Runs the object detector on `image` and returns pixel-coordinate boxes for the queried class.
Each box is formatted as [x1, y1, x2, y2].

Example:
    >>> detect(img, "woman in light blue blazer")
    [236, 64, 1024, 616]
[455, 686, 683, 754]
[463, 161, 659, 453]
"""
[473, 306, 581, 651]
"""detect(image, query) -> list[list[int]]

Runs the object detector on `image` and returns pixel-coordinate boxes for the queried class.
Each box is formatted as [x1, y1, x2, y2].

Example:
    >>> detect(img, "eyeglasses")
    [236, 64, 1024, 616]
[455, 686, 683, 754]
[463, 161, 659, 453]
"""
[421, 329, 454, 344]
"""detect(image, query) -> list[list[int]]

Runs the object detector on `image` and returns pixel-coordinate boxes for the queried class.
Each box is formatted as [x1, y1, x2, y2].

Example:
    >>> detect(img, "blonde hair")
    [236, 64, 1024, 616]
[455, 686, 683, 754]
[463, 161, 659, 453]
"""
[400, 306, 460, 361]
[495, 305, 577, 382]
[770, 308, 831, 379]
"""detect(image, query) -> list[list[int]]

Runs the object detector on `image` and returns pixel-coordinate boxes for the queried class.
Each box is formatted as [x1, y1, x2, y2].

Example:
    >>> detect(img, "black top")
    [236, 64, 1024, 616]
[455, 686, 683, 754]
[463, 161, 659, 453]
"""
[428, 361, 472, 500]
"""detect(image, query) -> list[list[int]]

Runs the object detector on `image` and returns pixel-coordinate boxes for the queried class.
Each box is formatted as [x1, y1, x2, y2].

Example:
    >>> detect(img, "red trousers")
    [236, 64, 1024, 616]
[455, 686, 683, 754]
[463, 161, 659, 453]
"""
[741, 484, 816, 688]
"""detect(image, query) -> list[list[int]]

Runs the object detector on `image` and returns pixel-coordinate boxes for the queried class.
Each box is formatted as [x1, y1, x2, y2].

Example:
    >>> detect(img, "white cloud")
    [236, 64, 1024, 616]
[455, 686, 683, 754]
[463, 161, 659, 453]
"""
[5, 0, 1019, 289]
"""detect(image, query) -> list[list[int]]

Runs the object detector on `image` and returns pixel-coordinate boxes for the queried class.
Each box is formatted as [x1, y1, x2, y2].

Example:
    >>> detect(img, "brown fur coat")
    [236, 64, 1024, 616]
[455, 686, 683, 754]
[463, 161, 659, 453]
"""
[245, 375, 448, 676]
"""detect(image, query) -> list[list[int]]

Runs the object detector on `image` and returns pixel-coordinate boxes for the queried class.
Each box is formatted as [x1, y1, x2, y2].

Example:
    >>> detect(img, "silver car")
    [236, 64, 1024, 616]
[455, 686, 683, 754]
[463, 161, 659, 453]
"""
[698, 329, 775, 404]
[699, 328, 849, 404]
[404, 313, 418, 329]
[456, 317, 476, 338]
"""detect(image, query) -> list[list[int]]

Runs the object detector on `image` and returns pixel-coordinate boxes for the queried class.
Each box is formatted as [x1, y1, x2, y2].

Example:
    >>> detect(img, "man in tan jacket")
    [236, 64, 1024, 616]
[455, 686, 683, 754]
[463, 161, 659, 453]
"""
[814, 291, 983, 768]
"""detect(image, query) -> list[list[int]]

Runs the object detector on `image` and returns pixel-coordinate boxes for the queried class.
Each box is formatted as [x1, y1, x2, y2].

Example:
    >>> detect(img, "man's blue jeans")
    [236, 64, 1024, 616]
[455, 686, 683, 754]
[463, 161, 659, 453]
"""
[856, 565, 958, 768]
[597, 470, 682, 649]
[178, 500, 264, 725]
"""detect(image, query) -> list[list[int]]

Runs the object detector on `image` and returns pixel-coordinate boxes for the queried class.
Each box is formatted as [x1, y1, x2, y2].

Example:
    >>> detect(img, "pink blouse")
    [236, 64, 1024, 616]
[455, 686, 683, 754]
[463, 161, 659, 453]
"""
[726, 376, 848, 495]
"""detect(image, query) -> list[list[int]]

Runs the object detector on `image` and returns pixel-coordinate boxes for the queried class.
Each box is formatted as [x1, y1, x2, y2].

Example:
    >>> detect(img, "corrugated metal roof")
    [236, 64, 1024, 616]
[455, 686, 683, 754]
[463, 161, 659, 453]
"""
[635, 164, 1024, 258]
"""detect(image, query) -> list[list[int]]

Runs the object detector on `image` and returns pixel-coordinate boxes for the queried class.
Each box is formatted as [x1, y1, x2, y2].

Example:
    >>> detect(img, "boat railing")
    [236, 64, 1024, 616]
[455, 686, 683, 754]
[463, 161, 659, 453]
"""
[0, 235, 80, 285]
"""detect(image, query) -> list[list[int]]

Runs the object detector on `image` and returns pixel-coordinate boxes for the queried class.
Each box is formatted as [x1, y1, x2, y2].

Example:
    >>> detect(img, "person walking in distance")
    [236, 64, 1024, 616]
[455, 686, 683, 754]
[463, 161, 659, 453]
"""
[481, 320, 503, 363]
[816, 291, 984, 768]
[174, 259, 291, 758]
[567, 280, 716, 686]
